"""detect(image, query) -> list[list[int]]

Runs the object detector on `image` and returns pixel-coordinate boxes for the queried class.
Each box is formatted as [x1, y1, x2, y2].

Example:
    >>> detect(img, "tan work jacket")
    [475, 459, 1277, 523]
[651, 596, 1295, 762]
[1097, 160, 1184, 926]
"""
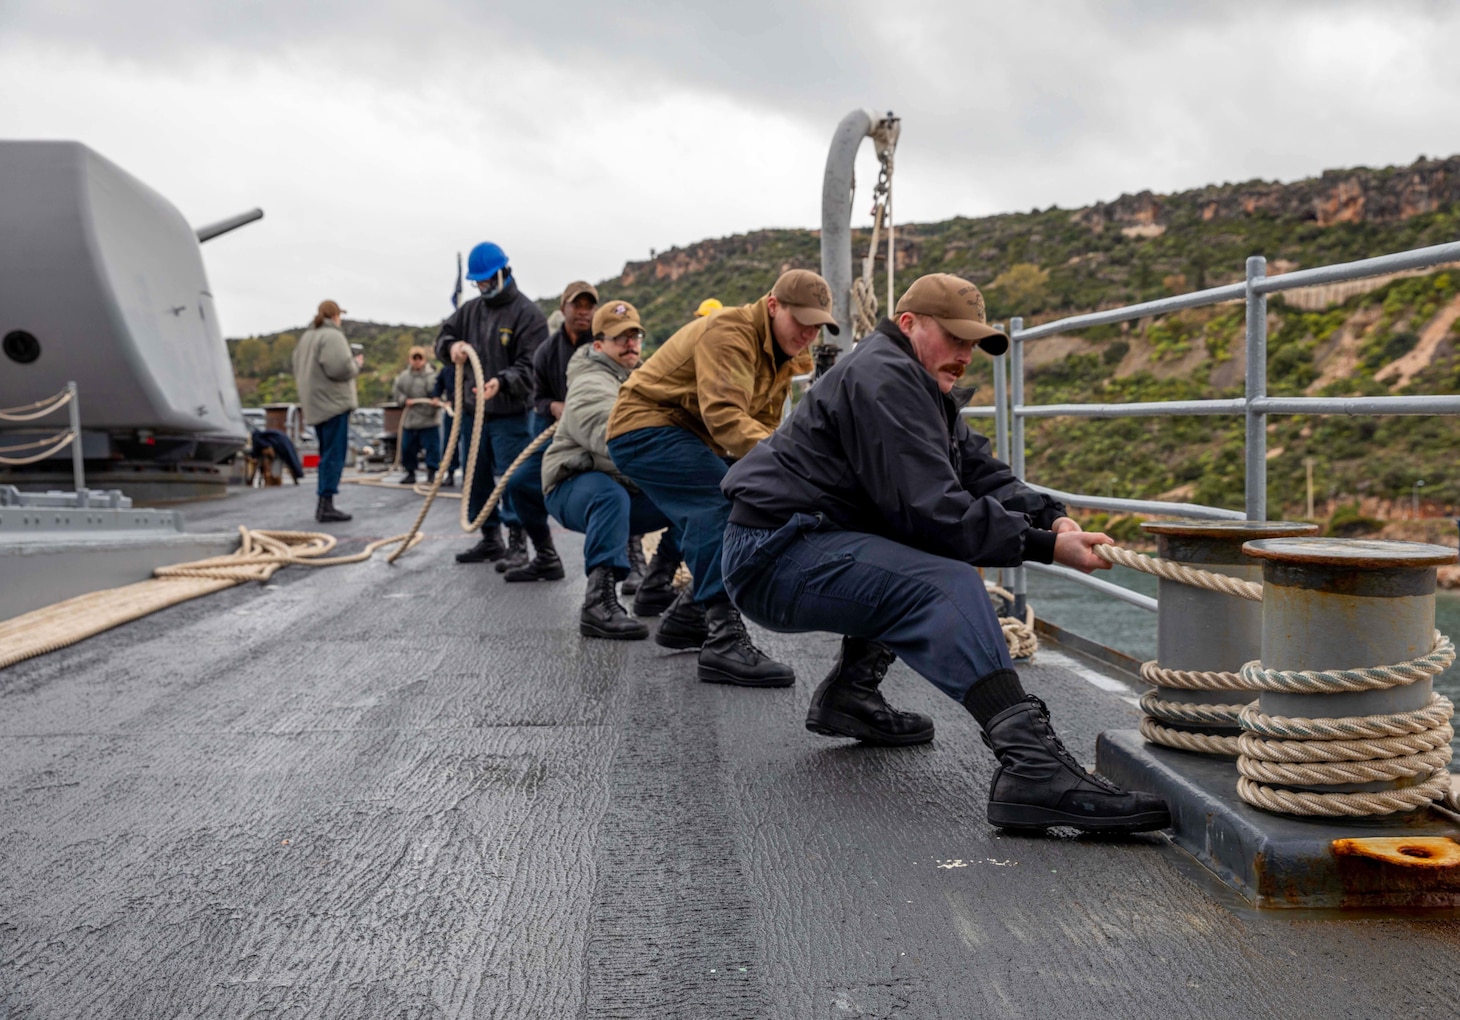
[605, 296, 813, 459]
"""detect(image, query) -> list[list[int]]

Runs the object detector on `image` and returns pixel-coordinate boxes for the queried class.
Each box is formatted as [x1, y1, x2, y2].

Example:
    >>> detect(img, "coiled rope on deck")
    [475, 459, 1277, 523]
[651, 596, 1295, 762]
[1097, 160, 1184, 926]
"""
[0, 526, 423, 671]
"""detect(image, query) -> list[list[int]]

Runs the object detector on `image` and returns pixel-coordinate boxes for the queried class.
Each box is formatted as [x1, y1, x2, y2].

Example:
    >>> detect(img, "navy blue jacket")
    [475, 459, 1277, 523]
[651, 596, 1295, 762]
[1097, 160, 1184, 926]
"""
[531, 324, 592, 420]
[433, 279, 548, 418]
[723, 318, 1065, 568]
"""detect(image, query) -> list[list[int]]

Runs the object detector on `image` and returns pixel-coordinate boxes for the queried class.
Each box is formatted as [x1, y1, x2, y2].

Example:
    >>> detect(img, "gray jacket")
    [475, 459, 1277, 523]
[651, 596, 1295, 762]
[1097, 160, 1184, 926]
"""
[392, 366, 441, 429]
[542, 345, 634, 496]
[291, 324, 359, 426]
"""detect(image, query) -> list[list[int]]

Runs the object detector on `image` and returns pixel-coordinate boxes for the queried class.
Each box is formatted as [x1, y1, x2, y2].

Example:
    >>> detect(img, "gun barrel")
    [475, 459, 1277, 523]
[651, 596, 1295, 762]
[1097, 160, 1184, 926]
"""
[195, 208, 264, 243]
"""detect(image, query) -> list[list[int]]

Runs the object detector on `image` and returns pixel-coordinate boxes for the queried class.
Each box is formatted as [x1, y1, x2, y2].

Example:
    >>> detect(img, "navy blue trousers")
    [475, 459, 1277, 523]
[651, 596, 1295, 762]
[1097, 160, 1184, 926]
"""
[506, 412, 552, 539]
[607, 425, 732, 603]
[440, 413, 461, 474]
[460, 409, 529, 532]
[313, 411, 350, 498]
[400, 426, 441, 473]
[723, 515, 1015, 702]
[545, 471, 675, 578]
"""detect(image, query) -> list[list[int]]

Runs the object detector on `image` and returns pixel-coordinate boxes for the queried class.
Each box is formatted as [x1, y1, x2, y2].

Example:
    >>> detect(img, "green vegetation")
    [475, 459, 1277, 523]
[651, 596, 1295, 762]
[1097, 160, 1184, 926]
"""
[228, 155, 1460, 518]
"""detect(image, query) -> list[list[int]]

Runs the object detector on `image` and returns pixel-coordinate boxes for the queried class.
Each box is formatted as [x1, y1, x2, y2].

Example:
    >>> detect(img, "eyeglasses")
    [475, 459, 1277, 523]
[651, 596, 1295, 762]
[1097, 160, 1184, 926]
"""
[410, 354, 425, 361]
[610, 329, 645, 343]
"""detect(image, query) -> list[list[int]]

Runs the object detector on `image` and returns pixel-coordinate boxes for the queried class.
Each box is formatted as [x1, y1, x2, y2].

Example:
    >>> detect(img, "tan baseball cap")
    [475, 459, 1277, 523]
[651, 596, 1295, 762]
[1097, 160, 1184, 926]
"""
[895, 274, 1008, 355]
[561, 280, 599, 308]
[592, 300, 644, 339]
[318, 299, 346, 318]
[771, 269, 839, 335]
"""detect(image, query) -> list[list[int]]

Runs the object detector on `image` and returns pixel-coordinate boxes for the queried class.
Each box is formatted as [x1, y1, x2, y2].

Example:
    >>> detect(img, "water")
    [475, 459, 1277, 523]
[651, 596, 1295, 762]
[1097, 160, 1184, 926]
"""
[1025, 567, 1460, 701]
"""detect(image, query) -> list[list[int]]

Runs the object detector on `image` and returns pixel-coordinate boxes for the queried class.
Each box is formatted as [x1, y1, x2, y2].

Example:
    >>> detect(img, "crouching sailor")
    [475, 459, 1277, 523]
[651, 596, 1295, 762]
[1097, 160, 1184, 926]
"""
[542, 301, 689, 640]
[606, 270, 829, 686]
[720, 273, 1171, 833]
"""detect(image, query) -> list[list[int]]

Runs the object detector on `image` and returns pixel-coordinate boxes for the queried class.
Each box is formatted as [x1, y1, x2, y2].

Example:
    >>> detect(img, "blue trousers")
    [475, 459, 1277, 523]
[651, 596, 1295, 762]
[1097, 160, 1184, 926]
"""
[607, 425, 732, 603]
[314, 411, 350, 498]
[400, 426, 441, 473]
[440, 414, 461, 474]
[723, 515, 1015, 702]
[460, 409, 529, 532]
[545, 471, 675, 578]
[506, 412, 552, 540]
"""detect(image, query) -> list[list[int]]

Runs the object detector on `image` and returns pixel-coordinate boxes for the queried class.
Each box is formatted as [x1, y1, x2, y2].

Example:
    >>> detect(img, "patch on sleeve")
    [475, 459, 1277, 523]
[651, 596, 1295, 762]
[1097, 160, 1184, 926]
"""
[498, 326, 514, 347]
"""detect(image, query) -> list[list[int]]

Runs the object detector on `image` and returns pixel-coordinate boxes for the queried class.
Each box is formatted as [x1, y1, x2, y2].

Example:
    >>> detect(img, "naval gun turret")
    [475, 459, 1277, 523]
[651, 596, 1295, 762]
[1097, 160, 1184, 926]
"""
[0, 141, 257, 499]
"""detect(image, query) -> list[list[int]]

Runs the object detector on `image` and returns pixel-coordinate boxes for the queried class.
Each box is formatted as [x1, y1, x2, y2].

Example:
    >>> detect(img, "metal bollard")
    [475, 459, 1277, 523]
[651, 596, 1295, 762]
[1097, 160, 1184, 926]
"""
[1141, 521, 1316, 753]
[1242, 537, 1456, 802]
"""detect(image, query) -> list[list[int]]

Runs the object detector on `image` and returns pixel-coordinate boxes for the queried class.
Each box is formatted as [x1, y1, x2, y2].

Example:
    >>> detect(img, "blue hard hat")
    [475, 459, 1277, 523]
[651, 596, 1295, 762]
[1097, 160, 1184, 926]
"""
[466, 242, 509, 281]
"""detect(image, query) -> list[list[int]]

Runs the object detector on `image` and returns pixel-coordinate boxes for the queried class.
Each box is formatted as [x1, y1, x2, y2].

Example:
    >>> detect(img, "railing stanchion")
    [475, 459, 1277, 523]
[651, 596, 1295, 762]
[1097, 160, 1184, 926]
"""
[1010, 316, 1027, 618]
[1244, 256, 1267, 522]
[992, 328, 1010, 591]
[66, 380, 87, 507]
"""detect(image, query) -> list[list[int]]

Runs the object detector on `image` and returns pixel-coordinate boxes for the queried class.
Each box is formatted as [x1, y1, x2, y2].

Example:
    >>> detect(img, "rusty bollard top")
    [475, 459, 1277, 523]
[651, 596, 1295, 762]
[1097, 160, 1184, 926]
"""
[1143, 520, 1317, 566]
[1243, 537, 1457, 598]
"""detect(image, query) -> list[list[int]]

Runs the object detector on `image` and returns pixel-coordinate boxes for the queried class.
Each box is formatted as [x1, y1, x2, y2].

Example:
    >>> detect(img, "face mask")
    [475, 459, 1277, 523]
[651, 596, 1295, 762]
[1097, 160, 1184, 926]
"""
[477, 269, 507, 300]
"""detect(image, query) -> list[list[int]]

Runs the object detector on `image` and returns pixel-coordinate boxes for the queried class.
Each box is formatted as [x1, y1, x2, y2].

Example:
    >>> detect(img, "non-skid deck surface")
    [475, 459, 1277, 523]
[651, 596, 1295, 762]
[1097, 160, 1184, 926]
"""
[4, 483, 1459, 1018]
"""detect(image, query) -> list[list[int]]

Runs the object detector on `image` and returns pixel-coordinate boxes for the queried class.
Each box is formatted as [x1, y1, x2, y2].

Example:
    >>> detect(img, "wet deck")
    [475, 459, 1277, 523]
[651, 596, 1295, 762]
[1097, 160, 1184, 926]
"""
[4, 482, 1460, 1018]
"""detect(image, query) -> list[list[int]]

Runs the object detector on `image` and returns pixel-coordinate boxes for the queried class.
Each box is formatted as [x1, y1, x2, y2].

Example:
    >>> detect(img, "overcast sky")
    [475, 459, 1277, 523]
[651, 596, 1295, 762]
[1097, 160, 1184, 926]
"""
[4, 1, 1459, 337]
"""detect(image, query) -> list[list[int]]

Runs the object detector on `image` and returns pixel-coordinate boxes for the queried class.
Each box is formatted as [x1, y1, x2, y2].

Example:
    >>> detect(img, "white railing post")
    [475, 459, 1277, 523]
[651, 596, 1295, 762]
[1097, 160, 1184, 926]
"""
[1244, 257, 1268, 521]
[1010, 316, 1027, 616]
[66, 380, 87, 506]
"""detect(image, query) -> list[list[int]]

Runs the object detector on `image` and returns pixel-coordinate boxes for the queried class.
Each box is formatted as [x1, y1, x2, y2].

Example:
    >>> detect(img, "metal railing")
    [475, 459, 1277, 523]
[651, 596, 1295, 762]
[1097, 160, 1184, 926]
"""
[0, 381, 87, 503]
[994, 241, 1460, 614]
[790, 239, 1460, 619]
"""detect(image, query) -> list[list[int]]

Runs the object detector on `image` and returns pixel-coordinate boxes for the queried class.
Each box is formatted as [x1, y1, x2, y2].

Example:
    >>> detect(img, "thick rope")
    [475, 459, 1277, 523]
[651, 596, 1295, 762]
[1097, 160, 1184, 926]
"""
[1233, 634, 1457, 816]
[1094, 544, 1263, 601]
[0, 430, 75, 465]
[1138, 689, 1248, 727]
[1237, 772, 1453, 818]
[385, 346, 555, 564]
[0, 388, 71, 421]
[1239, 633, 1454, 693]
[986, 583, 1037, 660]
[1140, 717, 1242, 756]
[1139, 659, 1252, 692]
[0, 526, 421, 671]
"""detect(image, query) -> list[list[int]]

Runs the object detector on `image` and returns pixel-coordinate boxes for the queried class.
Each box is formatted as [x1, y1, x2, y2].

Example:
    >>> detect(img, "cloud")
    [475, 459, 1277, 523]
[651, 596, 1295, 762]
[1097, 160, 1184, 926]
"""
[3, 1, 1459, 335]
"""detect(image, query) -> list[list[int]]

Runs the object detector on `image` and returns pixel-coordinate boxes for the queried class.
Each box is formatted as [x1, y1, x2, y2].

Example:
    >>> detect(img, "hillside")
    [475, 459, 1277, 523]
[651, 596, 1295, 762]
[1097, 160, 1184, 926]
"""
[228, 154, 1460, 523]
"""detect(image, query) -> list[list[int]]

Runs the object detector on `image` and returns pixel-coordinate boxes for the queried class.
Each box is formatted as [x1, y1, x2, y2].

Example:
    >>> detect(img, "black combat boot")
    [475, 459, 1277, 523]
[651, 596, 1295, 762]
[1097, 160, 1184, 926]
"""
[653, 590, 708, 650]
[805, 637, 934, 745]
[400, 471, 418, 487]
[455, 526, 506, 564]
[442, 472, 455, 488]
[580, 565, 648, 640]
[620, 536, 648, 594]
[315, 496, 352, 523]
[504, 533, 566, 582]
[425, 467, 436, 484]
[494, 525, 529, 573]
[981, 695, 1171, 833]
[697, 599, 794, 688]
[631, 542, 682, 617]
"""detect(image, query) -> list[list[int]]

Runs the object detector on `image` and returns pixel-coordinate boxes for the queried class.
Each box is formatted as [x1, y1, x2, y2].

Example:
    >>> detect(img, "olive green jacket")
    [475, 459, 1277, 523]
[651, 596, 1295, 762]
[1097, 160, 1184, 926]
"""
[542, 345, 635, 496]
[392, 366, 441, 430]
[291, 325, 359, 426]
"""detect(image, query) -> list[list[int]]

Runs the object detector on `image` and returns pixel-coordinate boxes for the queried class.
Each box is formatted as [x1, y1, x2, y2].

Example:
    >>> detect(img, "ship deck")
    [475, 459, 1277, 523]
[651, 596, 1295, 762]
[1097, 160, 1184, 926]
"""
[4, 481, 1459, 1018]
